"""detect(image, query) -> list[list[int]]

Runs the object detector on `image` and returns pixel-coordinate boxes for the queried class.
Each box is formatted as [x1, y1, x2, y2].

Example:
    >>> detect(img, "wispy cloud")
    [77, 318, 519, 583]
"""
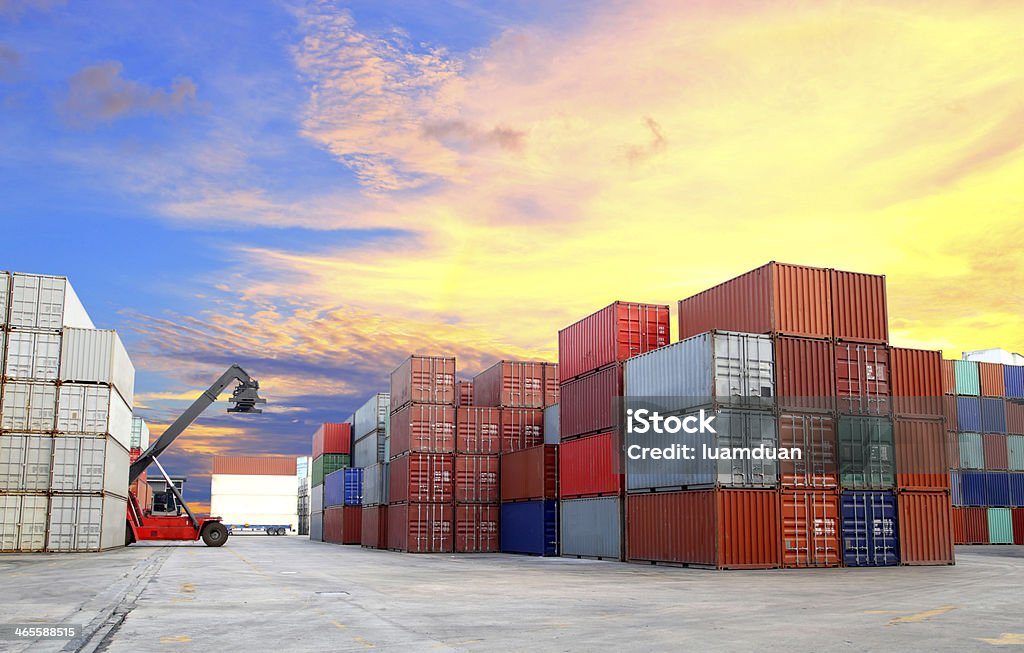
[59, 61, 198, 126]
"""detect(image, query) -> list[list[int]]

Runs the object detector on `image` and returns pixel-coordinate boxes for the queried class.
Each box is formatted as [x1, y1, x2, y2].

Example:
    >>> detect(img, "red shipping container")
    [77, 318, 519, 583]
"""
[894, 419, 949, 490]
[1013, 508, 1024, 545]
[454, 504, 500, 553]
[390, 355, 456, 409]
[559, 365, 621, 440]
[456, 407, 502, 454]
[456, 381, 473, 407]
[779, 490, 841, 568]
[389, 404, 455, 456]
[360, 505, 388, 549]
[978, 362, 1005, 398]
[500, 444, 558, 502]
[323, 505, 362, 545]
[388, 453, 453, 503]
[835, 341, 891, 415]
[678, 262, 831, 341]
[560, 432, 622, 499]
[775, 337, 835, 413]
[897, 491, 954, 565]
[890, 347, 943, 420]
[473, 360, 558, 408]
[500, 407, 544, 453]
[778, 413, 837, 489]
[130, 447, 141, 463]
[559, 302, 669, 382]
[958, 507, 988, 544]
[387, 502, 453, 553]
[312, 423, 351, 459]
[983, 434, 1008, 470]
[830, 269, 888, 344]
[951, 507, 965, 544]
[626, 489, 781, 569]
[454, 454, 499, 503]
[943, 395, 958, 429]
[941, 359, 956, 395]
[1007, 402, 1024, 435]
[945, 431, 958, 474]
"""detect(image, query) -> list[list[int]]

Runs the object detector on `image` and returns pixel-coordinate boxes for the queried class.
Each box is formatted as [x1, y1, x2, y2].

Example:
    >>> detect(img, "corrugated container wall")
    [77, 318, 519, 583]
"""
[889, 347, 943, 419]
[898, 491, 954, 565]
[829, 269, 888, 344]
[389, 453, 453, 504]
[212, 456, 297, 476]
[389, 355, 456, 409]
[8, 273, 95, 330]
[894, 419, 948, 490]
[1005, 365, 1024, 399]
[500, 445, 558, 502]
[360, 504, 388, 548]
[559, 365, 621, 440]
[954, 361, 980, 396]
[456, 407, 502, 455]
[834, 342, 891, 416]
[560, 496, 621, 560]
[387, 503, 453, 553]
[775, 337, 835, 413]
[389, 404, 455, 456]
[558, 302, 670, 382]
[59, 328, 135, 407]
[4, 330, 61, 380]
[543, 404, 560, 444]
[560, 432, 622, 498]
[472, 361, 558, 408]
[779, 491, 840, 568]
[0, 494, 49, 552]
[500, 500, 558, 556]
[354, 393, 390, 438]
[840, 491, 899, 567]
[454, 504, 500, 553]
[312, 423, 351, 459]
[978, 363, 1005, 398]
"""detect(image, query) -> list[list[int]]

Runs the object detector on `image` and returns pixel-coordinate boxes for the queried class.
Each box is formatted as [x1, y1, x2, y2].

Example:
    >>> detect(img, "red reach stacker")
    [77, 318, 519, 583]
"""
[125, 365, 266, 547]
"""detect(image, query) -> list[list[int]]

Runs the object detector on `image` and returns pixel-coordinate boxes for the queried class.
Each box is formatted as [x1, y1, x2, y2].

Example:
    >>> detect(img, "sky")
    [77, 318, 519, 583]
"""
[2, 0, 1023, 510]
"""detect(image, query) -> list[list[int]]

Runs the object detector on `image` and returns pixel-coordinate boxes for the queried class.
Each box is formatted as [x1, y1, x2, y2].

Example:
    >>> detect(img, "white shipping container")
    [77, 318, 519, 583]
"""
[210, 474, 298, 498]
[296, 455, 311, 480]
[8, 273, 94, 331]
[963, 348, 1024, 366]
[51, 435, 129, 498]
[131, 416, 151, 450]
[60, 328, 135, 407]
[0, 270, 8, 326]
[1, 381, 58, 432]
[3, 330, 61, 380]
[311, 483, 324, 514]
[624, 331, 775, 413]
[0, 434, 53, 491]
[57, 384, 133, 451]
[0, 493, 49, 552]
[46, 493, 126, 552]
[354, 392, 390, 439]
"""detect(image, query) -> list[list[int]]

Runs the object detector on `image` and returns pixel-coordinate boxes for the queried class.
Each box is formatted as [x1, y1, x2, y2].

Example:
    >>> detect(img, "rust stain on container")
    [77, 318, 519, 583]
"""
[890, 348, 943, 420]
[894, 419, 949, 491]
[830, 269, 888, 344]
[978, 362, 1006, 398]
[775, 336, 835, 413]
[897, 491, 954, 565]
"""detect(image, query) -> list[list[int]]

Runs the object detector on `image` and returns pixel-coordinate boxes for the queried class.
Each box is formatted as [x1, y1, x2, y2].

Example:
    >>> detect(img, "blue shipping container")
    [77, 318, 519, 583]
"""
[343, 468, 363, 506]
[1009, 473, 1024, 507]
[960, 471, 987, 506]
[950, 471, 964, 506]
[1005, 366, 1024, 399]
[323, 467, 363, 507]
[981, 398, 1007, 434]
[986, 472, 1011, 507]
[957, 397, 982, 432]
[500, 500, 558, 556]
[840, 492, 899, 567]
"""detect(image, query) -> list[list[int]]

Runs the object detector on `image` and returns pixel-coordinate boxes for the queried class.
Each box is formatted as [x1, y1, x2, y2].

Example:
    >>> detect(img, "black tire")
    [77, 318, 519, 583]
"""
[266, 527, 273, 535]
[277, 527, 286, 536]
[125, 522, 135, 546]
[202, 522, 229, 547]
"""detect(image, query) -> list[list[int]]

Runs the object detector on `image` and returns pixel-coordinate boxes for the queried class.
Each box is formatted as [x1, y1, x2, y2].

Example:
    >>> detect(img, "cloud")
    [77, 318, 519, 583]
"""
[421, 119, 526, 152]
[0, 44, 16, 81]
[59, 61, 198, 126]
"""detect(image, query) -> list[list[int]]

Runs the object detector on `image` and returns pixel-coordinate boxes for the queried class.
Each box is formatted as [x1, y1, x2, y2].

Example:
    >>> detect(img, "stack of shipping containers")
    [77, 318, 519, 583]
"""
[947, 356, 1024, 544]
[558, 302, 670, 560]
[499, 400, 560, 556]
[309, 423, 351, 542]
[322, 467, 362, 544]
[0, 272, 136, 552]
[355, 393, 389, 549]
[128, 415, 152, 516]
[297, 456, 310, 536]
[387, 356, 456, 552]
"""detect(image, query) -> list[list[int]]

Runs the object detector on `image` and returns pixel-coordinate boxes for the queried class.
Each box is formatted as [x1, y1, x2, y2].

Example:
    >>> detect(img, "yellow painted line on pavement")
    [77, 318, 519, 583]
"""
[979, 633, 1024, 646]
[353, 635, 376, 648]
[333, 621, 347, 629]
[889, 605, 957, 624]
[160, 635, 192, 643]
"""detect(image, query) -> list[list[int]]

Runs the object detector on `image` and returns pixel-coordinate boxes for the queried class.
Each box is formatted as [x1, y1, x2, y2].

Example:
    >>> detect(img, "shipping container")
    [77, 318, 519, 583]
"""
[838, 416, 894, 489]
[835, 342, 890, 416]
[390, 355, 456, 409]
[956, 397, 982, 433]
[1007, 403, 1024, 436]
[830, 269, 888, 344]
[311, 454, 349, 488]
[1014, 508, 1024, 545]
[51, 435, 130, 498]
[454, 504, 499, 553]
[57, 384, 133, 451]
[456, 381, 473, 407]
[626, 409, 778, 491]
[986, 472, 1011, 507]
[130, 416, 150, 450]
[500, 407, 544, 453]
[623, 331, 775, 414]
[559, 365, 620, 440]
[3, 330, 61, 380]
[1005, 366, 1024, 399]
[0, 494, 48, 552]
[312, 423, 351, 459]
[981, 398, 1006, 434]
[943, 395, 958, 430]
[454, 454, 499, 503]
[1, 381, 58, 432]
[212, 456, 297, 476]
[778, 413, 837, 489]
[677, 263, 831, 341]
[779, 490, 841, 568]
[362, 462, 388, 506]
[978, 362, 1005, 398]
[956, 471, 987, 506]
[889, 347, 943, 419]
[354, 393, 390, 439]
[840, 491, 899, 567]
[388, 453, 453, 504]
[559, 302, 670, 382]
[941, 360, 956, 395]
[560, 496, 622, 560]
[47, 493, 126, 552]
[775, 336, 835, 413]
[984, 434, 1009, 470]
[389, 404, 455, 456]
[987, 507, 1013, 544]
[500, 445, 557, 502]
[309, 512, 323, 541]
[59, 328, 135, 407]
[897, 491, 954, 565]
[893, 419, 948, 491]
[473, 360, 558, 408]
[360, 504, 387, 549]
[627, 490, 781, 569]
[560, 432, 622, 499]
[1010, 436, 1024, 471]
[0, 434, 53, 491]
[387, 502, 453, 553]
[324, 468, 362, 507]
[323, 505, 362, 545]
[455, 407, 502, 454]
[543, 404, 560, 444]
[310, 484, 324, 514]
[500, 500, 558, 556]
[954, 360, 980, 396]
[956, 507, 988, 544]
[0, 270, 7, 326]
[8, 273, 94, 331]
[352, 430, 386, 468]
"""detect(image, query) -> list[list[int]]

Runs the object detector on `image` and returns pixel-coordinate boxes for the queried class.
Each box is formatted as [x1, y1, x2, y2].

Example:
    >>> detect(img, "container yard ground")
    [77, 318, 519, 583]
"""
[2, 539, 1023, 653]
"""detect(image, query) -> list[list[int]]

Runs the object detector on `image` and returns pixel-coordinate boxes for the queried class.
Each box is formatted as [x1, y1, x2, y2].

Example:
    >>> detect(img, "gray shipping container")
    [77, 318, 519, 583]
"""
[0, 494, 49, 552]
[0, 434, 130, 497]
[959, 433, 984, 469]
[362, 462, 389, 506]
[354, 393, 390, 439]
[353, 429, 386, 468]
[310, 511, 324, 541]
[1009, 435, 1024, 472]
[544, 404, 560, 444]
[560, 496, 622, 560]
[311, 484, 324, 514]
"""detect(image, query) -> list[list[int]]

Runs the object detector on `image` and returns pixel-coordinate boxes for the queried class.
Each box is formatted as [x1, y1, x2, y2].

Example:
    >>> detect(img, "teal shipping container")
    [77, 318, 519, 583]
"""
[954, 360, 980, 396]
[987, 507, 1013, 544]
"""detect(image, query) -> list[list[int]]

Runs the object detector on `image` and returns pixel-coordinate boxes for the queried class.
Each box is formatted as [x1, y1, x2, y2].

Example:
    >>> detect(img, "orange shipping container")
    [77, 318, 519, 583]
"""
[983, 434, 1008, 470]
[454, 454, 499, 503]
[953, 507, 988, 544]
[898, 491, 954, 565]
[830, 269, 888, 344]
[778, 413, 838, 489]
[388, 453, 453, 504]
[360, 505, 388, 549]
[212, 455, 297, 476]
[456, 381, 473, 407]
[387, 502, 453, 553]
[775, 337, 835, 413]
[941, 360, 956, 395]
[894, 419, 949, 490]
[311, 424, 351, 459]
[472, 360, 558, 408]
[456, 407, 502, 454]
[779, 490, 841, 568]
[390, 355, 456, 409]
[500, 408, 544, 453]
[890, 347, 943, 420]
[454, 504, 499, 553]
[500, 444, 558, 502]
[978, 362, 1006, 398]
[389, 404, 455, 456]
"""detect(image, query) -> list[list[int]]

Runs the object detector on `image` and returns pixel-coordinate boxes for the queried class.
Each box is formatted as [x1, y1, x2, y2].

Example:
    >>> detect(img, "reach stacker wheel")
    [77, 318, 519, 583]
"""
[202, 522, 229, 547]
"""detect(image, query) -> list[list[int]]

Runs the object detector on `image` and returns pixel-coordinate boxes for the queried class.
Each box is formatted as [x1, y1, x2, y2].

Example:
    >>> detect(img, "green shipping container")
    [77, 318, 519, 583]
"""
[958, 433, 984, 469]
[839, 416, 895, 489]
[1008, 435, 1024, 471]
[987, 507, 1013, 544]
[954, 360, 980, 396]
[312, 454, 350, 487]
